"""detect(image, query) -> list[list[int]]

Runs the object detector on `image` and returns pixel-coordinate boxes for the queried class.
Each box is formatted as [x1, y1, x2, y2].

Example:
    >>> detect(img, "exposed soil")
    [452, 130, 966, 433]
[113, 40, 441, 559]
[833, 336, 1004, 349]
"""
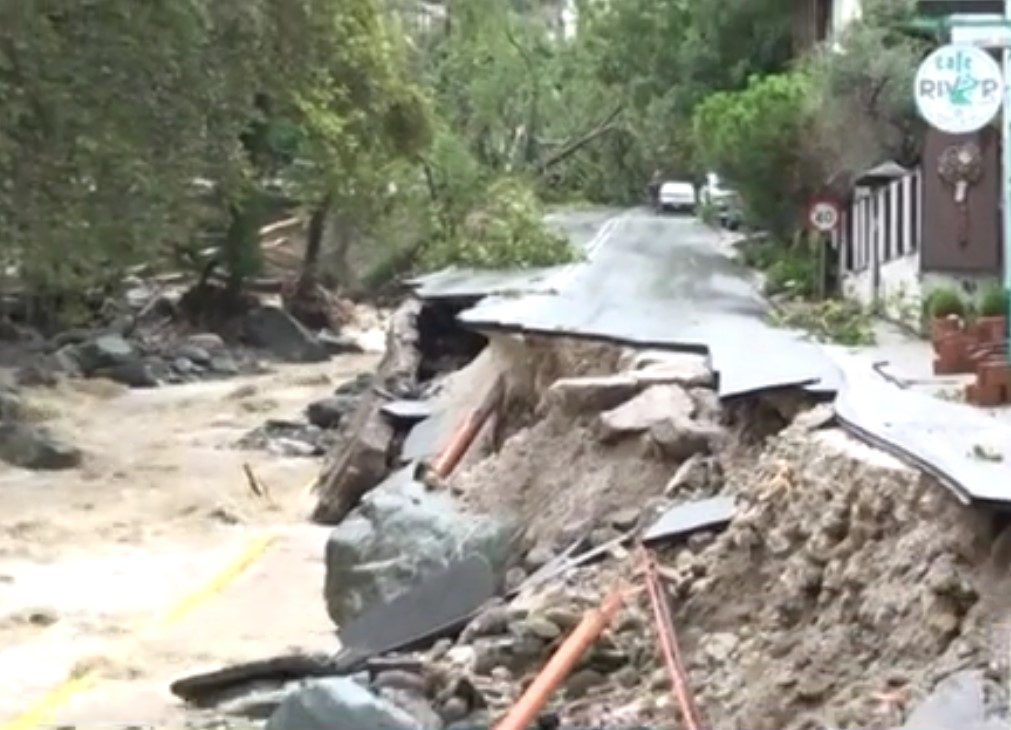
[453, 406, 673, 545]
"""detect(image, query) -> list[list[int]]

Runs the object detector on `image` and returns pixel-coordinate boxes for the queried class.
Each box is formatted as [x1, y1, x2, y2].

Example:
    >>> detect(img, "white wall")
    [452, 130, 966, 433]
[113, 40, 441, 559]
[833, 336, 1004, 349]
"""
[843, 251, 923, 329]
[843, 253, 1001, 331]
[831, 0, 862, 40]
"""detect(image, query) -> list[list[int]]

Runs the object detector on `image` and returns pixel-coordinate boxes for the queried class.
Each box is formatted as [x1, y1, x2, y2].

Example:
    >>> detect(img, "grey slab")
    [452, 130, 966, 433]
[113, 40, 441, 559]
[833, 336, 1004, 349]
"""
[399, 412, 447, 463]
[642, 496, 736, 546]
[832, 353, 1011, 505]
[407, 266, 565, 300]
[335, 554, 495, 666]
[902, 670, 985, 730]
[379, 399, 435, 425]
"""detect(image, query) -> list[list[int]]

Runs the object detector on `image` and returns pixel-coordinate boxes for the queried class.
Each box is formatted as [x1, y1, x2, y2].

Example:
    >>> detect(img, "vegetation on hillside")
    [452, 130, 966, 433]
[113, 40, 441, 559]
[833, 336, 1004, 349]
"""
[0, 0, 929, 330]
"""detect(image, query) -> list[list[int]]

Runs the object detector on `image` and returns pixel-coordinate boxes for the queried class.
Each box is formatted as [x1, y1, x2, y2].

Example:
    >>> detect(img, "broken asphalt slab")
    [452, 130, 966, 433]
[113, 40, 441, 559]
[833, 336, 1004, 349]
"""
[832, 351, 1011, 506]
[411, 211, 1011, 508]
[641, 496, 735, 546]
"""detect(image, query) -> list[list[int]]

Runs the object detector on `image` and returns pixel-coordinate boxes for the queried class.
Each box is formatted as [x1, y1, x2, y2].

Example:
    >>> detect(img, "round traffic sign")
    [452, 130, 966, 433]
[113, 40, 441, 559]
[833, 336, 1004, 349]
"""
[808, 199, 840, 232]
[914, 44, 1003, 134]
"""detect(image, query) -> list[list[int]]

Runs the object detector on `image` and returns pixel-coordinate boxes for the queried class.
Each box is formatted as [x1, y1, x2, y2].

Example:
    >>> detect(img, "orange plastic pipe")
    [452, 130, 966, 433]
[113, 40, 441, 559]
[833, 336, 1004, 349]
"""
[492, 586, 626, 730]
[431, 377, 504, 478]
[641, 549, 704, 730]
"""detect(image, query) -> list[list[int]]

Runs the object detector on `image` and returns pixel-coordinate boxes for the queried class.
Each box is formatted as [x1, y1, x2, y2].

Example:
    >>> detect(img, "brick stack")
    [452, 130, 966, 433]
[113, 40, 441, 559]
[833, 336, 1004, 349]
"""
[966, 357, 1011, 406]
[931, 316, 976, 375]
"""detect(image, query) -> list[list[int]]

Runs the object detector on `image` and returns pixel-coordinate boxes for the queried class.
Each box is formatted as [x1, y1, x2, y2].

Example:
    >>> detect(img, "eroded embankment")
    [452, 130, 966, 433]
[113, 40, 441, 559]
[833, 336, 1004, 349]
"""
[171, 310, 1011, 730]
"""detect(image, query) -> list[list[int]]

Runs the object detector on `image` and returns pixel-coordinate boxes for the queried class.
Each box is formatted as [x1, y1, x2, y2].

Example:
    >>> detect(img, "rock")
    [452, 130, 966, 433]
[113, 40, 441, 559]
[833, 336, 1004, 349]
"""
[649, 416, 724, 461]
[521, 617, 562, 641]
[565, 669, 606, 698]
[91, 360, 159, 388]
[320, 330, 366, 355]
[51, 345, 83, 377]
[504, 567, 527, 592]
[323, 467, 518, 626]
[438, 697, 469, 725]
[312, 405, 395, 524]
[523, 544, 555, 572]
[186, 332, 226, 351]
[542, 606, 581, 632]
[543, 375, 642, 415]
[175, 357, 201, 377]
[267, 678, 428, 730]
[609, 507, 641, 531]
[461, 604, 512, 641]
[16, 363, 58, 387]
[472, 639, 511, 675]
[176, 344, 212, 366]
[0, 389, 22, 421]
[373, 670, 428, 696]
[210, 354, 240, 375]
[701, 632, 739, 664]
[76, 334, 137, 374]
[598, 385, 695, 442]
[664, 454, 723, 496]
[0, 423, 82, 470]
[690, 387, 722, 423]
[307, 396, 358, 429]
[242, 305, 329, 363]
[637, 356, 714, 388]
[379, 689, 444, 730]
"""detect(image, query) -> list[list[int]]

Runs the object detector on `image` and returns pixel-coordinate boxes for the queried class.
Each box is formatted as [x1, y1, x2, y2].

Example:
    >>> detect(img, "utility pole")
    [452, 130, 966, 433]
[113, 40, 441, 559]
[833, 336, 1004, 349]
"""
[1005, 0, 1011, 349]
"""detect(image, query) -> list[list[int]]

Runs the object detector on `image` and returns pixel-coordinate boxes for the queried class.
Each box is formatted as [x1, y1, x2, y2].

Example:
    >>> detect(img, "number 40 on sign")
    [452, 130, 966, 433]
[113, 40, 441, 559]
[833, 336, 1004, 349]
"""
[807, 198, 840, 233]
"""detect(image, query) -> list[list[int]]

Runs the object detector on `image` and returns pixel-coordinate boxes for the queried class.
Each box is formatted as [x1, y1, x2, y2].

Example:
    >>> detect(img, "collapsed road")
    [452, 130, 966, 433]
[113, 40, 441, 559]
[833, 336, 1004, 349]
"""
[7, 208, 1011, 730]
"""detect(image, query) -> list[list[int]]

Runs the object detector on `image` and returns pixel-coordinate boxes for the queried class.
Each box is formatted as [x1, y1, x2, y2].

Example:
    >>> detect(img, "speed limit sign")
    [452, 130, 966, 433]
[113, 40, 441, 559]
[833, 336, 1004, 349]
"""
[807, 198, 840, 232]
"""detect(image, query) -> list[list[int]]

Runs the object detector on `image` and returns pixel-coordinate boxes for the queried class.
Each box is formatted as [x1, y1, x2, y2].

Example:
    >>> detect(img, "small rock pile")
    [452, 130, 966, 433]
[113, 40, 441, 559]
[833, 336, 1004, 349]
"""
[237, 373, 374, 457]
[19, 330, 257, 389]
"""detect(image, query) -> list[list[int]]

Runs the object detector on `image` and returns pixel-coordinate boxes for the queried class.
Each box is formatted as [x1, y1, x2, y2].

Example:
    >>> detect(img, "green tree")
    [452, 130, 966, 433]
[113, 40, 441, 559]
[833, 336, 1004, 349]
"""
[694, 71, 817, 236]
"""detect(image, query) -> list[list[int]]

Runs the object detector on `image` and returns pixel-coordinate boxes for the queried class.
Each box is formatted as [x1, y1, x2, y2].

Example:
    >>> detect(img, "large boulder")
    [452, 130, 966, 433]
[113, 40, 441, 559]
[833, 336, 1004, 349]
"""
[307, 395, 358, 430]
[75, 334, 138, 375]
[324, 465, 519, 627]
[242, 305, 329, 363]
[598, 384, 695, 442]
[267, 678, 432, 730]
[0, 423, 82, 470]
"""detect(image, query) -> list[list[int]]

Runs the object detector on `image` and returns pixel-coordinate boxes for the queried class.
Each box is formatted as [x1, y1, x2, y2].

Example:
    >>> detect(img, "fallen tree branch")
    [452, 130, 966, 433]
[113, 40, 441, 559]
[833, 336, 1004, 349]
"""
[537, 105, 624, 172]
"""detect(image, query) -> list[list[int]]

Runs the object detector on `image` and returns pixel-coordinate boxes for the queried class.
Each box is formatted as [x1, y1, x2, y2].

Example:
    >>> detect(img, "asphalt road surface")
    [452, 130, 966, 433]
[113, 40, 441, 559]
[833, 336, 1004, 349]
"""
[459, 209, 840, 397]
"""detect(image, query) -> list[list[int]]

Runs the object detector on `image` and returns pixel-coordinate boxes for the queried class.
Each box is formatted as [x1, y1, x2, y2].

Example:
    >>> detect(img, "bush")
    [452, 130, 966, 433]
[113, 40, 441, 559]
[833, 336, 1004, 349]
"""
[420, 177, 582, 270]
[693, 71, 816, 238]
[925, 287, 967, 319]
[978, 282, 1009, 318]
[772, 298, 875, 345]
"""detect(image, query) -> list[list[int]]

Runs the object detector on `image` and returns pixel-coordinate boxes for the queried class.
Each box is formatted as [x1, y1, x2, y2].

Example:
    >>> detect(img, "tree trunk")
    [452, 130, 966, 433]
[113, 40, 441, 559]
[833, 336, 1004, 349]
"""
[298, 193, 332, 295]
[285, 193, 335, 331]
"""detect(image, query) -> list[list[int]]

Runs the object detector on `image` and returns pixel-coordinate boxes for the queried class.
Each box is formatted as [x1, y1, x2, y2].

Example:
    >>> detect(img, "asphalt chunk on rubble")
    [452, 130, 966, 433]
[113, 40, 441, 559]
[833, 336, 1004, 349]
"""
[154, 298, 1011, 730]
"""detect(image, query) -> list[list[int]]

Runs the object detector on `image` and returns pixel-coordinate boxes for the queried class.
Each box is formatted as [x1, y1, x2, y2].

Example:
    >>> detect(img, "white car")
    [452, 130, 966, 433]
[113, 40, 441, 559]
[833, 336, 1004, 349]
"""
[658, 181, 697, 213]
[701, 172, 735, 210]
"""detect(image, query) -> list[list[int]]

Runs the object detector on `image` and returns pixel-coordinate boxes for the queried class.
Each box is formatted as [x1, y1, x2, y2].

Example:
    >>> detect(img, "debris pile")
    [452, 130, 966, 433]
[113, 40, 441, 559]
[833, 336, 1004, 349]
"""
[169, 315, 1011, 730]
[236, 373, 376, 457]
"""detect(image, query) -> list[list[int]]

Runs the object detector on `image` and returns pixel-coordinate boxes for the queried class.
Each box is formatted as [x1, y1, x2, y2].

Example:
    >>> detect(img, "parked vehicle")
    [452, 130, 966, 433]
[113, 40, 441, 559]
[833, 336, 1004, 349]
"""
[701, 172, 735, 212]
[657, 181, 697, 214]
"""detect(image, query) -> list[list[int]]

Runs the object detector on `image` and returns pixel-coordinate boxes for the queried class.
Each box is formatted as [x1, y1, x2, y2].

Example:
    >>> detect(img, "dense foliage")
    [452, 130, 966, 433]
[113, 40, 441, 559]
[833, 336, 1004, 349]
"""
[0, 0, 929, 324]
